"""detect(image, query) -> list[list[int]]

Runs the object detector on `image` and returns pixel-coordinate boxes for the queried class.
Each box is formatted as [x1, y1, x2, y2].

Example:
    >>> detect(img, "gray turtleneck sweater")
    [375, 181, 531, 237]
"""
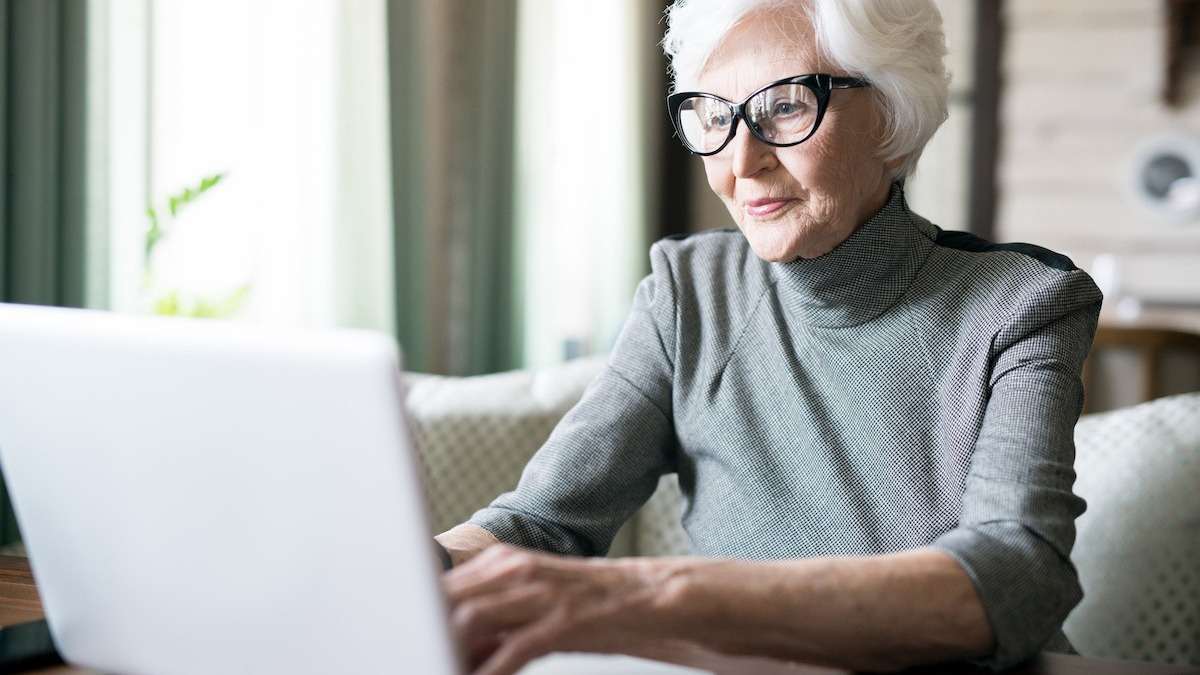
[469, 186, 1103, 668]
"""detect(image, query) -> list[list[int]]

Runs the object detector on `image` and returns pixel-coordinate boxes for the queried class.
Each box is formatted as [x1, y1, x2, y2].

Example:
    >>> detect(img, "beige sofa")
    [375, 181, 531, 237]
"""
[406, 356, 687, 559]
[404, 358, 1200, 667]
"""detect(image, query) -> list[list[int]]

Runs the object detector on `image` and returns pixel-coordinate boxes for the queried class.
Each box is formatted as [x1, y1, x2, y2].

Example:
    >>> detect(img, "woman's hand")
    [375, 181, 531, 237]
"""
[443, 544, 994, 675]
[443, 544, 678, 675]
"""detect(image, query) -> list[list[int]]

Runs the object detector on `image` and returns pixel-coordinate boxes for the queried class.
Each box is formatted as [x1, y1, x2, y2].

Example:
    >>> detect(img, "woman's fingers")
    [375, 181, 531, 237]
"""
[469, 611, 580, 675]
[453, 576, 555, 649]
[443, 545, 677, 675]
[445, 546, 571, 669]
[446, 544, 563, 599]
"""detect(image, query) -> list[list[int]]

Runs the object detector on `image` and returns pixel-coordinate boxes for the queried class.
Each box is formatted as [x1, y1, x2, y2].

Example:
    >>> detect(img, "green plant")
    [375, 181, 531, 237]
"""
[143, 173, 252, 318]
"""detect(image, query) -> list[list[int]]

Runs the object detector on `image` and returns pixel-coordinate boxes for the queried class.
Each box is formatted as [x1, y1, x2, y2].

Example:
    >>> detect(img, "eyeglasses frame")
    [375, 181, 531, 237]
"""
[666, 73, 871, 156]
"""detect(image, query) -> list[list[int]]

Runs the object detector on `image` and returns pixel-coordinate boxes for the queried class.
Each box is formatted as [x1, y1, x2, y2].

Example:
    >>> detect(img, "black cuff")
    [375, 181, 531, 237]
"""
[434, 539, 453, 571]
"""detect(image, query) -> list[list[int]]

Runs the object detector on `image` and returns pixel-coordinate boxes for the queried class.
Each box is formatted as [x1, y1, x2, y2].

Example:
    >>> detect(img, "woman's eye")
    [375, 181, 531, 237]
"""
[771, 100, 802, 117]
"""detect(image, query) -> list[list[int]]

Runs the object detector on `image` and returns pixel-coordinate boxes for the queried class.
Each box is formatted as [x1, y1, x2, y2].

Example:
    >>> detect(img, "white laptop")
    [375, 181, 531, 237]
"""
[0, 303, 706, 675]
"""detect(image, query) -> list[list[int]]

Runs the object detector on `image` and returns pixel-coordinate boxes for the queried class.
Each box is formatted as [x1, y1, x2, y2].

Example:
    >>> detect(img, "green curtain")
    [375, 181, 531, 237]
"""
[386, 0, 520, 376]
[0, 0, 90, 547]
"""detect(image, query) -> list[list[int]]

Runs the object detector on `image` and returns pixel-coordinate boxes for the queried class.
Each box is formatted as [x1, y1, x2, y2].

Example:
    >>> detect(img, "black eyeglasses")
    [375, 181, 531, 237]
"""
[667, 74, 870, 156]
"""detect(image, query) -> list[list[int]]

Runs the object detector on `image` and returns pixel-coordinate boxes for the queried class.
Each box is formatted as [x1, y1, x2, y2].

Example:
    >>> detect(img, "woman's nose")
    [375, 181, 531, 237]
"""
[728, 124, 776, 178]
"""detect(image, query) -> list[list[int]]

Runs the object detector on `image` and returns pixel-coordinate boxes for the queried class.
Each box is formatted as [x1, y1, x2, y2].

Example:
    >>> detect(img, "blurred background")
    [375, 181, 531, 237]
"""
[3, 0, 1200, 539]
[0, 0, 988, 376]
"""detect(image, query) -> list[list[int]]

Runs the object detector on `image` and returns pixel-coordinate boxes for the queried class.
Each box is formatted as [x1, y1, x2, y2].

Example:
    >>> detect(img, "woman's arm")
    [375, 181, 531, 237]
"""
[461, 265, 679, 557]
[657, 547, 994, 668]
[445, 544, 994, 675]
[930, 271, 1101, 667]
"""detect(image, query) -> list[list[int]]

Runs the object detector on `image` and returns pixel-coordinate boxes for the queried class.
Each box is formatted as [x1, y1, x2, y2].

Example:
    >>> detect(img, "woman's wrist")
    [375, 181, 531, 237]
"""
[435, 523, 501, 568]
[613, 556, 708, 641]
[433, 539, 454, 570]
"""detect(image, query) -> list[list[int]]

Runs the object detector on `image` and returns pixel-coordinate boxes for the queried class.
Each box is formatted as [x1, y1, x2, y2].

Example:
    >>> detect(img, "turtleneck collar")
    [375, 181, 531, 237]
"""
[771, 183, 938, 328]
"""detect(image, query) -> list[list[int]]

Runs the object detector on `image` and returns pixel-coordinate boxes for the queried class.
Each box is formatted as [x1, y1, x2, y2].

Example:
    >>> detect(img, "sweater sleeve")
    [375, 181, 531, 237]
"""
[466, 245, 680, 556]
[931, 268, 1102, 669]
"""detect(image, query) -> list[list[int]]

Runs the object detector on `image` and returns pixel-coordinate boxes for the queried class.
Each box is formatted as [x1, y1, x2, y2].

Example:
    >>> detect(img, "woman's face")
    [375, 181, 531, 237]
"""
[697, 9, 900, 262]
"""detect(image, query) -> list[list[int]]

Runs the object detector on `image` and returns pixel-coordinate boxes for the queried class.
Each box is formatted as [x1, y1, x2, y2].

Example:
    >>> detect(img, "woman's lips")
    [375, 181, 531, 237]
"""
[743, 197, 793, 218]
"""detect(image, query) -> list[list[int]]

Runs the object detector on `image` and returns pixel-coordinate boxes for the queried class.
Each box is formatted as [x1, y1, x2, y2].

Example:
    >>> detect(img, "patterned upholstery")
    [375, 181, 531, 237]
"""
[1066, 392, 1200, 666]
[404, 357, 605, 535]
[404, 356, 691, 557]
[630, 474, 689, 557]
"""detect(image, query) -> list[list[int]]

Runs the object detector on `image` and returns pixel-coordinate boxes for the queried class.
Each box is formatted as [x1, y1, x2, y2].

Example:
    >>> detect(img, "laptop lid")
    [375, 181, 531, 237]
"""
[0, 303, 463, 675]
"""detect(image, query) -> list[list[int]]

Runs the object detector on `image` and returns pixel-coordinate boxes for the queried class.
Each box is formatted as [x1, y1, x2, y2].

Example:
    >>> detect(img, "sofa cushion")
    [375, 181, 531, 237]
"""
[405, 356, 692, 557]
[404, 357, 606, 534]
[1065, 392, 1200, 666]
[630, 474, 689, 557]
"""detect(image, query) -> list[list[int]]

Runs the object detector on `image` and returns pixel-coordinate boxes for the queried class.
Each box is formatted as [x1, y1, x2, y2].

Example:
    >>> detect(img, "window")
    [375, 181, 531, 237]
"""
[514, 0, 657, 366]
[89, 0, 660, 372]
[92, 0, 393, 331]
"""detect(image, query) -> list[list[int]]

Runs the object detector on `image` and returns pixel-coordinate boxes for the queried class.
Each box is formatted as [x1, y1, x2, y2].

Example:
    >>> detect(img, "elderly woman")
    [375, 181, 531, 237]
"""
[437, 0, 1102, 673]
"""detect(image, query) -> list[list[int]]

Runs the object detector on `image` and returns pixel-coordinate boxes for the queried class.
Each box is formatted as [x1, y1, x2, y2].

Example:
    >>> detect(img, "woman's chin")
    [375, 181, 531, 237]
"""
[741, 225, 809, 262]
[741, 218, 849, 261]
[746, 238, 801, 263]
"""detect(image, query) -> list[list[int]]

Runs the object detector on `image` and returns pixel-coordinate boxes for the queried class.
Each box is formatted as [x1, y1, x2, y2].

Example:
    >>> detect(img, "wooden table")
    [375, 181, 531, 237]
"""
[1, 556, 1196, 675]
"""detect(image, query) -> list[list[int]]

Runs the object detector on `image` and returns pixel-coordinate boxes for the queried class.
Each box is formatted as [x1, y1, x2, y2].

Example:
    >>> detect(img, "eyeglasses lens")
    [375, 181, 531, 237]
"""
[676, 96, 734, 154]
[749, 83, 818, 144]
[676, 82, 820, 154]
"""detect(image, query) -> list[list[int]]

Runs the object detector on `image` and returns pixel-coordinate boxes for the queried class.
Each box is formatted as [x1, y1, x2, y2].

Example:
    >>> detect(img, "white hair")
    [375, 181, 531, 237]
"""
[662, 0, 950, 179]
